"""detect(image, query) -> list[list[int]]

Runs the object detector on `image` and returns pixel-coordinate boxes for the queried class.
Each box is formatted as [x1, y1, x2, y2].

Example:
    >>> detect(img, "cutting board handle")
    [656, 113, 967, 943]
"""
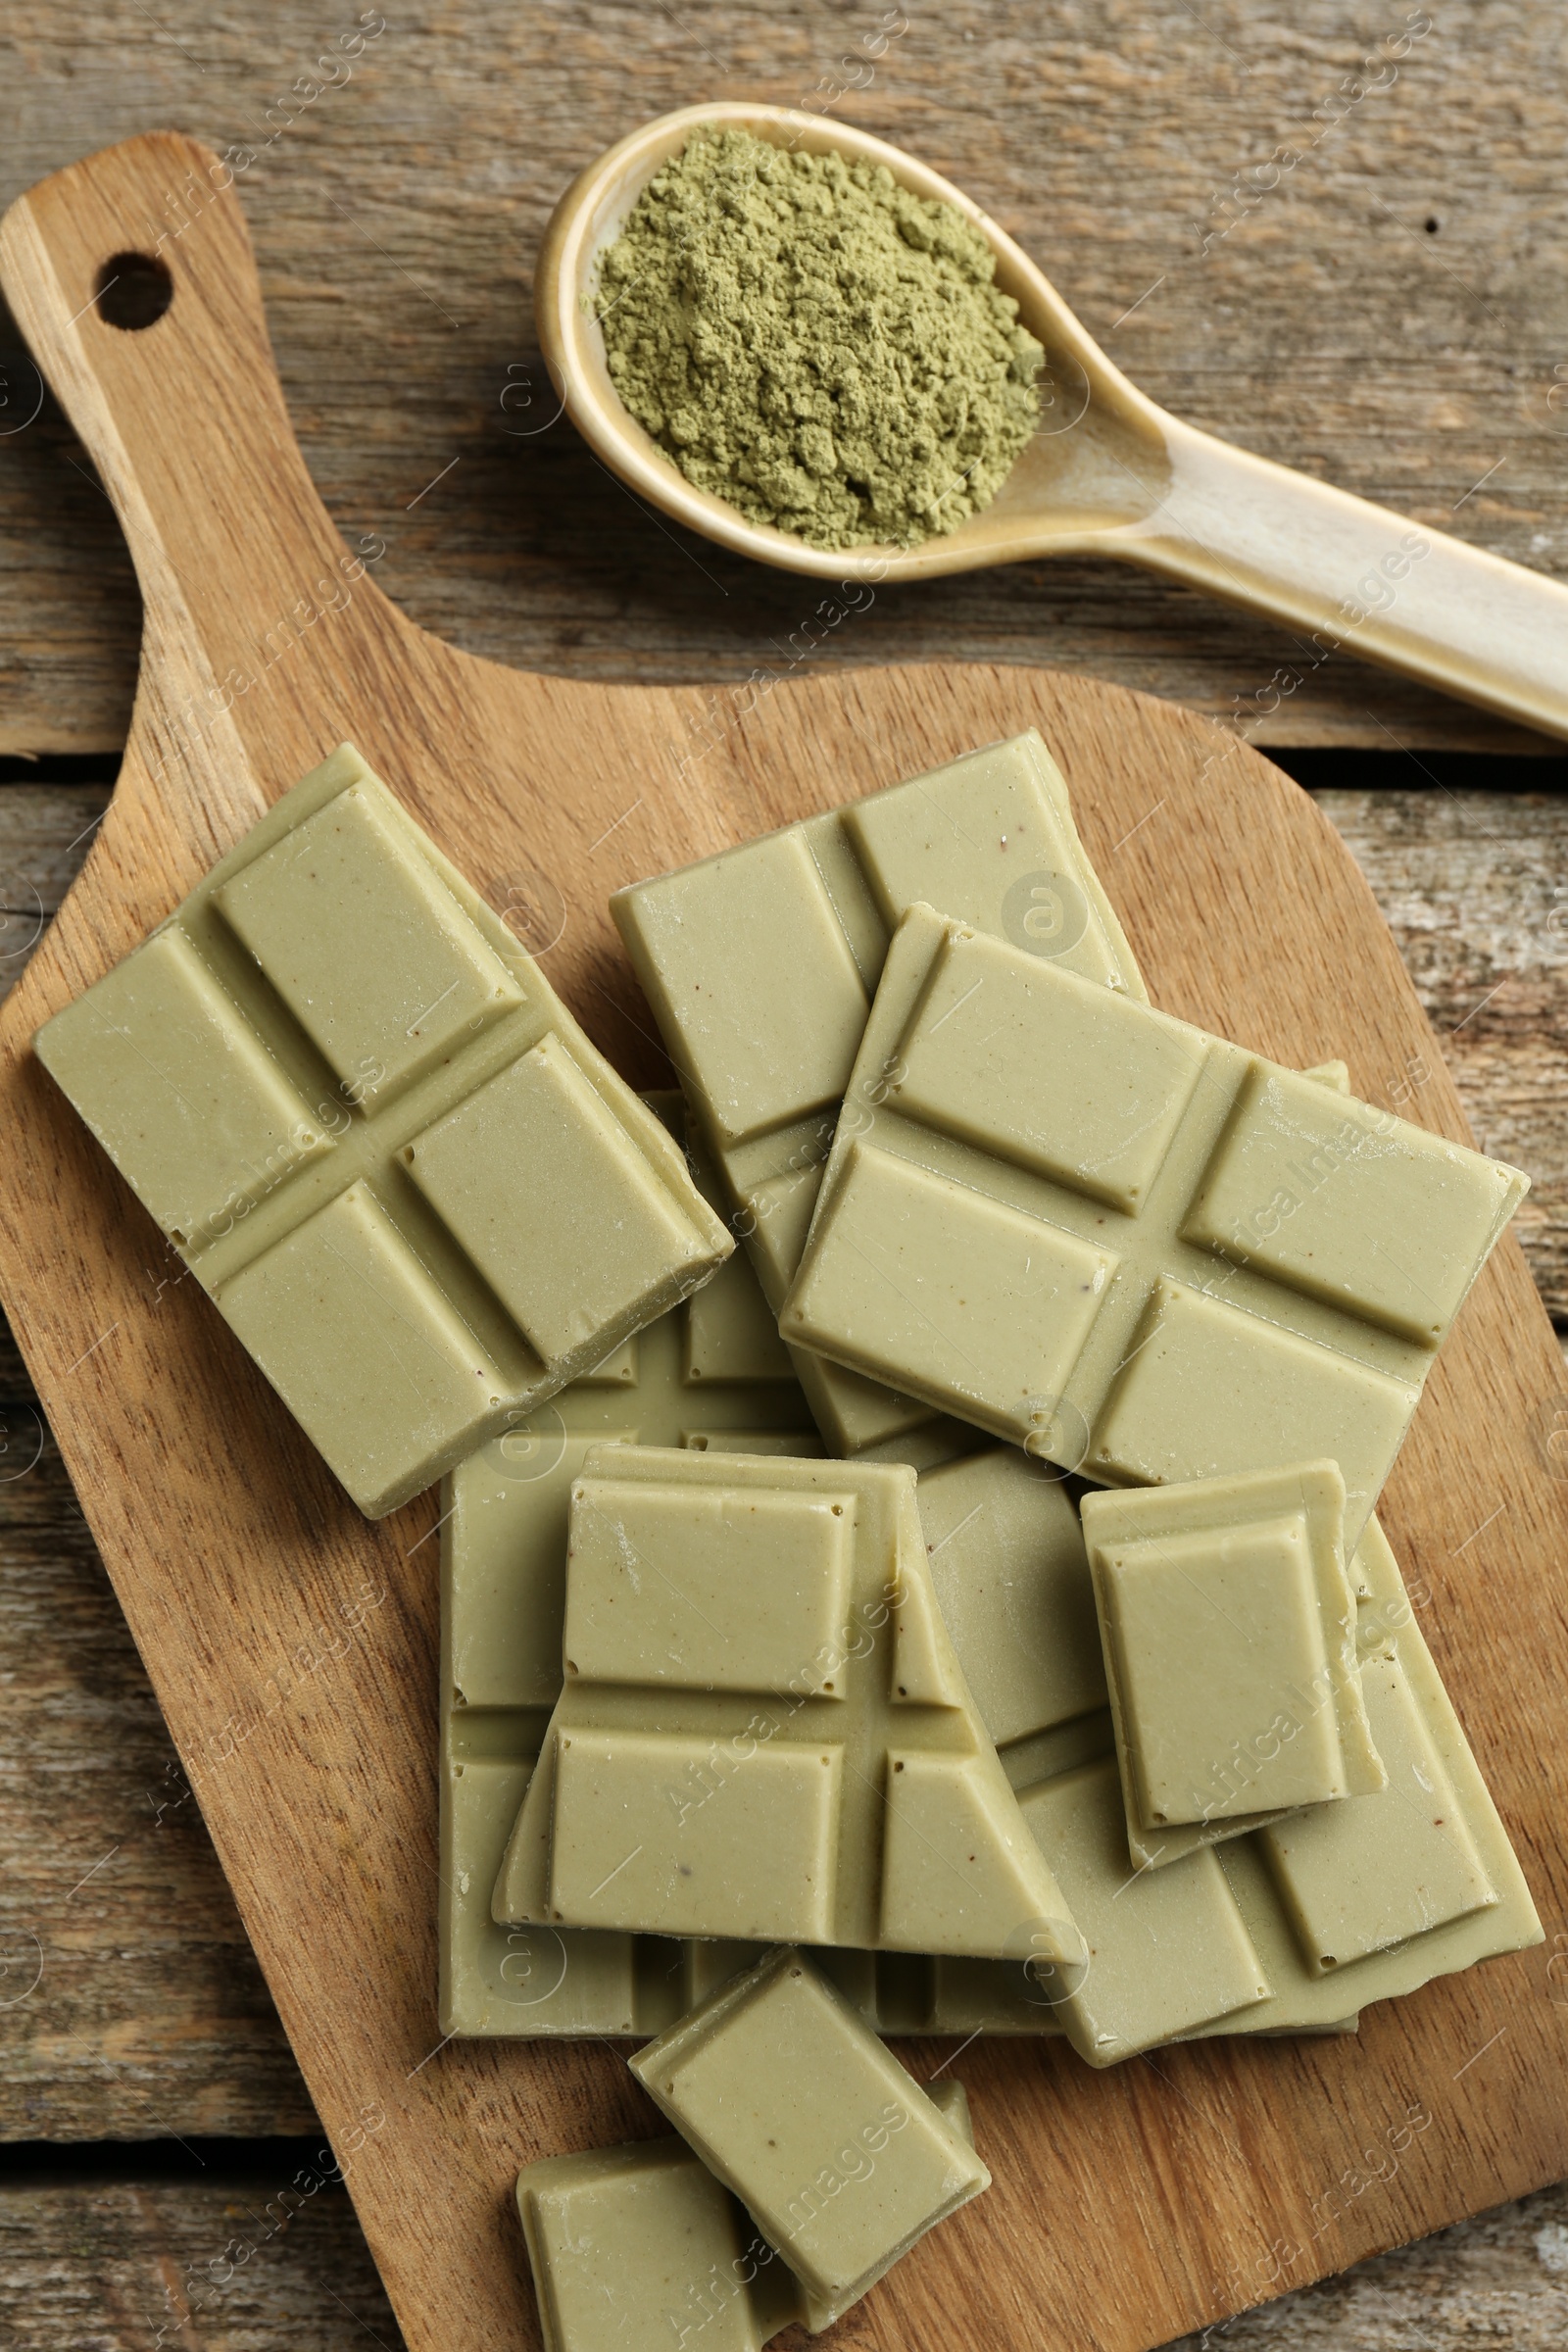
[0, 131, 408, 824]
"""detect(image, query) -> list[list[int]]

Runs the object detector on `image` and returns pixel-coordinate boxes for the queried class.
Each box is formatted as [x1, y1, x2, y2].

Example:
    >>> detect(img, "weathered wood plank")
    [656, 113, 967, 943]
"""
[0, 784, 112, 1009]
[1314, 788, 1568, 1317]
[2, 769, 315, 2130]
[5, 1, 1568, 755]
[0, 2171, 1563, 2351]
[0, 1421, 317, 2140]
[0, 2160, 404, 2350]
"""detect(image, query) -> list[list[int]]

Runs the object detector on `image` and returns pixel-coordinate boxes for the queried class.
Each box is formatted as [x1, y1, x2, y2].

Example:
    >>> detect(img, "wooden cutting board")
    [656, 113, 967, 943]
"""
[1, 130, 1564, 2352]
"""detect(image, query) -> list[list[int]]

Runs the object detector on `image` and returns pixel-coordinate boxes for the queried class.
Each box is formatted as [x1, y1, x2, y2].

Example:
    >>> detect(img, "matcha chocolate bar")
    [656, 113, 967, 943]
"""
[1180, 1516, 1540, 2034]
[612, 731, 1144, 1452]
[34, 747, 731, 1515]
[492, 1443, 1077, 1963]
[922, 1510, 1538, 2059]
[782, 905, 1527, 1545]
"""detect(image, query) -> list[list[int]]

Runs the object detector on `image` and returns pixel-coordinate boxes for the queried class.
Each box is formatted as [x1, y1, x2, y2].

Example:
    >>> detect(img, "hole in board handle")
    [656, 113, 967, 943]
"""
[95, 253, 174, 332]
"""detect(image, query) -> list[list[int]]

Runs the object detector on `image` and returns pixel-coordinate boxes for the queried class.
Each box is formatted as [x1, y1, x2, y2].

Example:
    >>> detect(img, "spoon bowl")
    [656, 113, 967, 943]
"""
[538, 101, 1568, 737]
[535, 100, 1168, 583]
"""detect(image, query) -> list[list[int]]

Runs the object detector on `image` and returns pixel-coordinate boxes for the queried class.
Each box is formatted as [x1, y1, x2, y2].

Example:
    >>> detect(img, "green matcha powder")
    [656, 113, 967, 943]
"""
[596, 128, 1044, 550]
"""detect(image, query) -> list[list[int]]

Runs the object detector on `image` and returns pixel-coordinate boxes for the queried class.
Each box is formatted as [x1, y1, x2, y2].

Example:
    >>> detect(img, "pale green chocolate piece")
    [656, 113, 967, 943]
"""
[1190, 1516, 1541, 2035]
[214, 781, 522, 1101]
[1259, 1645, 1494, 1973]
[514, 2080, 975, 2351]
[34, 746, 731, 1517]
[1182, 1063, 1519, 1347]
[629, 1947, 989, 2323]
[493, 1445, 1077, 1961]
[917, 1447, 1105, 1751]
[783, 906, 1527, 1546]
[25, 925, 341, 1238]
[1081, 1461, 1384, 1868]
[1014, 1757, 1272, 2062]
[402, 1035, 712, 1363]
[440, 1101, 818, 2038]
[1301, 1058, 1350, 1093]
[515, 2134, 798, 2352]
[612, 731, 1145, 1453]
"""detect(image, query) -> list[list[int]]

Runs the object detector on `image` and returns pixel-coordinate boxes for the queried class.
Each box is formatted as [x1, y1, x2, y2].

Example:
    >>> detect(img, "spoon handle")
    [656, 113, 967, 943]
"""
[1121, 416, 1568, 740]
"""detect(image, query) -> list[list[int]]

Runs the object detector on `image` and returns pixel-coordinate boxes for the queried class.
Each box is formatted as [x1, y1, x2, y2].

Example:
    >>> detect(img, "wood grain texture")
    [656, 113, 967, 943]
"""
[0, 1415, 315, 2142]
[1, 128, 1565, 2352]
[2, 2171, 1567, 2352]
[1317, 788, 1568, 1317]
[0, 2161, 404, 2352]
[1161, 2179, 1568, 2352]
[0, 783, 112, 1008]
[5, 2, 1568, 757]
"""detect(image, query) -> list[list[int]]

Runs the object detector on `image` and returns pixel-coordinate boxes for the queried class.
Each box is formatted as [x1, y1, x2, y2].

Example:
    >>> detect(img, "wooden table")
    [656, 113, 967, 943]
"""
[2, 4, 1566, 2343]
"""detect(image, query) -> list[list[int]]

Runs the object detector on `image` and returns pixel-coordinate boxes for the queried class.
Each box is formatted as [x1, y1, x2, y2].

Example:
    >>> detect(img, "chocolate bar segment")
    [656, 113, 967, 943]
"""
[628, 1947, 989, 2326]
[1081, 1461, 1384, 1871]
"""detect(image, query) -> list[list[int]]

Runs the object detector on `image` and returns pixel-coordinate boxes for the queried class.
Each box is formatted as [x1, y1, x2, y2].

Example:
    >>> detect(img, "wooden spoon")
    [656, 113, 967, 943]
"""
[539, 100, 1568, 740]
